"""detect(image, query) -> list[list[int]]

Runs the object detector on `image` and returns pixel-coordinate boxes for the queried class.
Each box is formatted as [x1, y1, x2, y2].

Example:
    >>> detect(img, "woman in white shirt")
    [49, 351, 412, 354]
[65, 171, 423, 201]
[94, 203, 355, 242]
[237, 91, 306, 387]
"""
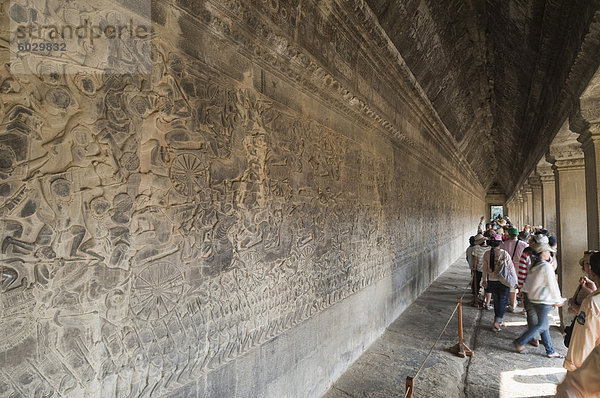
[482, 233, 517, 332]
[513, 239, 565, 357]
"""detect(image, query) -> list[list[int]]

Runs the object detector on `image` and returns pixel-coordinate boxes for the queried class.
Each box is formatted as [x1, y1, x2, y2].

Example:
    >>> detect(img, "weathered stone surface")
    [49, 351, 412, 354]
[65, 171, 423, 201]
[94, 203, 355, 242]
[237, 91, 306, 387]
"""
[6, 0, 597, 396]
[0, 0, 484, 397]
[366, 0, 600, 194]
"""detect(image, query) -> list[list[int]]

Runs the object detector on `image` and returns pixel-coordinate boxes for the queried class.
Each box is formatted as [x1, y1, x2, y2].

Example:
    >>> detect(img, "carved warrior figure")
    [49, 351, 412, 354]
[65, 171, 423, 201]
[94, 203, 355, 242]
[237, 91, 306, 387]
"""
[0, 3, 410, 393]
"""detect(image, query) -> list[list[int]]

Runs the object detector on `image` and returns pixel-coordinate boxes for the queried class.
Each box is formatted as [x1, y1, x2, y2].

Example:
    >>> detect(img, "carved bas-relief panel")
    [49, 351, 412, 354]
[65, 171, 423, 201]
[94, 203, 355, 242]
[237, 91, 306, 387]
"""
[0, 0, 484, 397]
[0, 45, 384, 398]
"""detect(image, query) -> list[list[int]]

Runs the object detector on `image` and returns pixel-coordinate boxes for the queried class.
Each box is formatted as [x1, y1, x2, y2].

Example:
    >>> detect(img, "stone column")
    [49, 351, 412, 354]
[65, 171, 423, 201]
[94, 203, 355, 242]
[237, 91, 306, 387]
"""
[523, 184, 533, 226]
[516, 193, 524, 229]
[549, 121, 588, 324]
[537, 157, 557, 234]
[507, 199, 515, 224]
[530, 174, 543, 227]
[579, 130, 600, 250]
[574, 86, 600, 250]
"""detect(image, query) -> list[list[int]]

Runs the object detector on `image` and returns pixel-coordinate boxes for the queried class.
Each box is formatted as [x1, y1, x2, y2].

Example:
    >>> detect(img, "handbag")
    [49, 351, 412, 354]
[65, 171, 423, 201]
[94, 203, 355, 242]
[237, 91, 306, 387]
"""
[497, 251, 517, 288]
[565, 311, 587, 347]
[564, 318, 576, 347]
[565, 285, 583, 347]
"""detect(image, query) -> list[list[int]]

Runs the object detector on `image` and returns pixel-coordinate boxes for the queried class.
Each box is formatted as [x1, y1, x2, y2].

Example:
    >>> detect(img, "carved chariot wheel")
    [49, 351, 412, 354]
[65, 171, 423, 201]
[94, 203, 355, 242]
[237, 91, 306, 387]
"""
[130, 262, 184, 321]
[169, 153, 209, 197]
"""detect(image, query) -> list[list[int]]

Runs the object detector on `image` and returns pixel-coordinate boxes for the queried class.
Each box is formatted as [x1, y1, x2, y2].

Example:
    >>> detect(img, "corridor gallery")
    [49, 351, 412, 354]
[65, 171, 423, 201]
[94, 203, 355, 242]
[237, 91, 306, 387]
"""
[2, 0, 600, 396]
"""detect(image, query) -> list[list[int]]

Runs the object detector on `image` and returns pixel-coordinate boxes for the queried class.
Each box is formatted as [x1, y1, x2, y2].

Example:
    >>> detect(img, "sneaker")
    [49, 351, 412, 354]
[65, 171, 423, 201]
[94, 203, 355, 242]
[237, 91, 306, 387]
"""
[486, 305, 493, 310]
[507, 305, 514, 313]
[546, 352, 565, 358]
[513, 341, 526, 353]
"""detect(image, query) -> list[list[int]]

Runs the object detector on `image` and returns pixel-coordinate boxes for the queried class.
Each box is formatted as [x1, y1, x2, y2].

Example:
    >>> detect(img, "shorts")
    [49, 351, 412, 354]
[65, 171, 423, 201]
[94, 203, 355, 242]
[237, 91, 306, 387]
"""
[484, 279, 492, 293]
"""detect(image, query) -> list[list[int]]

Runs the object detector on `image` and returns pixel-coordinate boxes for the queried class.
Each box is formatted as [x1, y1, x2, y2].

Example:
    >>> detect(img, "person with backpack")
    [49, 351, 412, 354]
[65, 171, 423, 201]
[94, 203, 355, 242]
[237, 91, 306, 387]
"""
[502, 227, 528, 312]
[482, 233, 518, 332]
[513, 238, 565, 358]
[466, 236, 478, 306]
[472, 233, 491, 308]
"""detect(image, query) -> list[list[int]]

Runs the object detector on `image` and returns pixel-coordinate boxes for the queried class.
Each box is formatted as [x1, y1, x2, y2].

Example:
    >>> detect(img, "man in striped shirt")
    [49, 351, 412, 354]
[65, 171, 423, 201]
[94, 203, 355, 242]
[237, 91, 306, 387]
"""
[518, 233, 555, 346]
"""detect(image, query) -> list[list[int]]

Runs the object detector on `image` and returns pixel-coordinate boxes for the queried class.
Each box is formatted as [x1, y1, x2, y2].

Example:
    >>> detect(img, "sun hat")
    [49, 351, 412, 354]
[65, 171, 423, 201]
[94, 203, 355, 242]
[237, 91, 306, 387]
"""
[489, 233, 503, 241]
[518, 230, 530, 241]
[474, 234, 486, 244]
[497, 219, 507, 227]
[530, 234, 556, 253]
[508, 227, 519, 236]
[486, 233, 503, 246]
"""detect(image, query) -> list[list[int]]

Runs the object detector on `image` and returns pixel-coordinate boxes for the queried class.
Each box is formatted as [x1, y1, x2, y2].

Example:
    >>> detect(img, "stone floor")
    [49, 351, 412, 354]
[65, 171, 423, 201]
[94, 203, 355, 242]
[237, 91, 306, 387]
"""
[322, 257, 567, 398]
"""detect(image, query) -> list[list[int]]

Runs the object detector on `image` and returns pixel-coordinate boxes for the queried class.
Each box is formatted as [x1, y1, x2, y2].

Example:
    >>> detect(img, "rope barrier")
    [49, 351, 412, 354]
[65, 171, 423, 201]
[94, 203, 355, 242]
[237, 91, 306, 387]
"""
[414, 275, 473, 379]
[413, 301, 460, 379]
[403, 271, 475, 396]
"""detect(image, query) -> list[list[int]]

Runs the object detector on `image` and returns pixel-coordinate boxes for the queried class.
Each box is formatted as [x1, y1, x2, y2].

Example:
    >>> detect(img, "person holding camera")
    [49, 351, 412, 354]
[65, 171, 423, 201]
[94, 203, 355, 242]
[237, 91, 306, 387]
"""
[564, 251, 600, 371]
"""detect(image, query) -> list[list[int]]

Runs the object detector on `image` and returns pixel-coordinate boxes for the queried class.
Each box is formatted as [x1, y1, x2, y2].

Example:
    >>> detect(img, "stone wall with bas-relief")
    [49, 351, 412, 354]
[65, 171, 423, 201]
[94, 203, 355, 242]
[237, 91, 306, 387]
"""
[0, 0, 485, 397]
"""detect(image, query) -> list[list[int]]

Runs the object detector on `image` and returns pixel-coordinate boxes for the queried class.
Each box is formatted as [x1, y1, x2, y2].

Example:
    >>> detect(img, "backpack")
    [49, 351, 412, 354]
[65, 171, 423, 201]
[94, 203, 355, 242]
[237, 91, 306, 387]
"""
[496, 251, 517, 288]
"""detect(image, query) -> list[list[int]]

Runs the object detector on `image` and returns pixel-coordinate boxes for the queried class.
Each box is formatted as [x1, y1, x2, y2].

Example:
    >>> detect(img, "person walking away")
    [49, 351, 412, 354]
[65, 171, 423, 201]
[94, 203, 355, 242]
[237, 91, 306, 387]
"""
[518, 230, 530, 243]
[482, 233, 517, 331]
[513, 238, 565, 357]
[472, 234, 490, 308]
[466, 236, 478, 306]
[564, 252, 600, 371]
[502, 227, 528, 312]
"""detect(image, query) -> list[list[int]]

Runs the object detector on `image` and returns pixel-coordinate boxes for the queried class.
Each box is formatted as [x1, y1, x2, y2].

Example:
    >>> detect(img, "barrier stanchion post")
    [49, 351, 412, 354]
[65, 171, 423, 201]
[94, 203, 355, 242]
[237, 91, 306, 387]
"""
[405, 376, 413, 398]
[450, 298, 473, 358]
[408, 290, 472, 395]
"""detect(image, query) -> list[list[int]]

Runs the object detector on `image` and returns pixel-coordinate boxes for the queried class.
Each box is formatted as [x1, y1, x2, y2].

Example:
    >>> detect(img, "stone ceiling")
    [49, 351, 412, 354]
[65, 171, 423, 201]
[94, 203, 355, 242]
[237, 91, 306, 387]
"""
[365, 0, 600, 195]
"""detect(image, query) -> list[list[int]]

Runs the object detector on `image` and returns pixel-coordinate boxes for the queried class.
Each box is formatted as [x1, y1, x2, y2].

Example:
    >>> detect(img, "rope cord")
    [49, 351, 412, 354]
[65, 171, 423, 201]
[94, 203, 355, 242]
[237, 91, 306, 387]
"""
[403, 268, 475, 398]
[412, 273, 474, 380]
[413, 301, 459, 380]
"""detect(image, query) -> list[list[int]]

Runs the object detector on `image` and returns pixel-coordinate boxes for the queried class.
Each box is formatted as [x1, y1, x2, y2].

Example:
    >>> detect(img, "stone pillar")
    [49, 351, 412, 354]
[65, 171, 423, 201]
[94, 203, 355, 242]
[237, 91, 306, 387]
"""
[523, 184, 533, 226]
[507, 199, 515, 224]
[574, 87, 600, 250]
[549, 122, 588, 324]
[530, 175, 543, 227]
[516, 193, 524, 229]
[537, 157, 557, 234]
[579, 130, 600, 250]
